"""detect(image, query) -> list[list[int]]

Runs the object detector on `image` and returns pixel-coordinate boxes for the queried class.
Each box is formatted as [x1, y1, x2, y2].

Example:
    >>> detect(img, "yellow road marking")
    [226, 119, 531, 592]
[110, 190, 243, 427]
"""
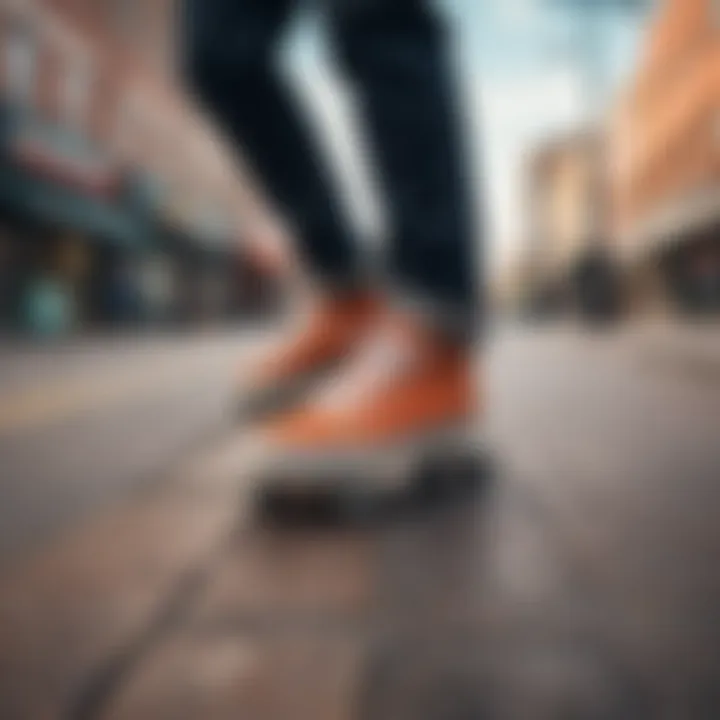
[0, 358, 228, 437]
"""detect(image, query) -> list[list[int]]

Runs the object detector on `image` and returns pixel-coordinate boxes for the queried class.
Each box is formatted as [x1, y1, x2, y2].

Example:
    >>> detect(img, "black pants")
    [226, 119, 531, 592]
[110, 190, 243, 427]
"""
[183, 0, 480, 334]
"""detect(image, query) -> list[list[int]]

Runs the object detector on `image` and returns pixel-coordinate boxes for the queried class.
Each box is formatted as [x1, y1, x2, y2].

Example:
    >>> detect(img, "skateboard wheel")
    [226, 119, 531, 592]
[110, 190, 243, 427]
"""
[415, 449, 491, 502]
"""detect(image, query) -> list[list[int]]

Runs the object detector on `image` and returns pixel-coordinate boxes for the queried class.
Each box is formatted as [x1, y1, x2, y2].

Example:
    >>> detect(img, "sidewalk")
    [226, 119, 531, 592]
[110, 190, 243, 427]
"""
[0, 432, 374, 720]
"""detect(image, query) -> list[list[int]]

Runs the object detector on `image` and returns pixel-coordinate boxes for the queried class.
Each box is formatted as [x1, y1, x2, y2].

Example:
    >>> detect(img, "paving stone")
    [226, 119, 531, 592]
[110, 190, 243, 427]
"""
[0, 485, 237, 720]
[190, 527, 375, 628]
[102, 629, 365, 720]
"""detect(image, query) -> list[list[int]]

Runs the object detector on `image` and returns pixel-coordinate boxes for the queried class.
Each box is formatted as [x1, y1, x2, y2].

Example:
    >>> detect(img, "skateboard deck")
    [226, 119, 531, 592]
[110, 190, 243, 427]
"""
[254, 444, 492, 526]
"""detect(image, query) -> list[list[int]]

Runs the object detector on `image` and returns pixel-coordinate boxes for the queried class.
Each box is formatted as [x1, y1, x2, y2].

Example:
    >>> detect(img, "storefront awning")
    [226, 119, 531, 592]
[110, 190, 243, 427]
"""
[0, 104, 152, 247]
[0, 161, 149, 247]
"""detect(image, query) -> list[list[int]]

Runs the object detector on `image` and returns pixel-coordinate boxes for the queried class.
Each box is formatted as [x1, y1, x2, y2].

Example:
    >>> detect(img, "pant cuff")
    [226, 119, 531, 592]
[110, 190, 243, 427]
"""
[390, 285, 480, 345]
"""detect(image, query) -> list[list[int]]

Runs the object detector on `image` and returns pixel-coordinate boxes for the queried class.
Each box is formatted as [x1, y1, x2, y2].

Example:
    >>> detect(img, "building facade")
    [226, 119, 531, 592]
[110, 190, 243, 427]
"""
[529, 133, 596, 276]
[610, 0, 720, 313]
[524, 129, 619, 317]
[0, 0, 250, 333]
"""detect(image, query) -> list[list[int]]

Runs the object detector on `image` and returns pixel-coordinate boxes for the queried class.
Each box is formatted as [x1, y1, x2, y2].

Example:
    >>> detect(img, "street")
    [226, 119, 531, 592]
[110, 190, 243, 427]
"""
[0, 332, 266, 561]
[0, 324, 719, 719]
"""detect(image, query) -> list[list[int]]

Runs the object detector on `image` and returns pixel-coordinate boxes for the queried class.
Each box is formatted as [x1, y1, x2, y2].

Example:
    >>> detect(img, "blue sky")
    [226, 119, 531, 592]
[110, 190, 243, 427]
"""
[283, 0, 650, 270]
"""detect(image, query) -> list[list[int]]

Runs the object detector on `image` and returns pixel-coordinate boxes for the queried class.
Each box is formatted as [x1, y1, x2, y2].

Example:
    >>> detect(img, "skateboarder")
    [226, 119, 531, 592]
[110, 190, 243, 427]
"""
[183, 0, 483, 491]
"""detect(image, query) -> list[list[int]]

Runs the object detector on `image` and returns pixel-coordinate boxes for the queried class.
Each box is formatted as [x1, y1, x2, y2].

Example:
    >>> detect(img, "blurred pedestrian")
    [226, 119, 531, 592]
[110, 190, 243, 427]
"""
[184, 0, 482, 490]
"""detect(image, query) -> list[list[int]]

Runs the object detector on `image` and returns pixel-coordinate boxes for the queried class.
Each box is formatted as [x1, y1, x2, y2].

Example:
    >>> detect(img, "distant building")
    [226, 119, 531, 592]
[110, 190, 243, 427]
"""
[524, 129, 608, 314]
[610, 0, 720, 313]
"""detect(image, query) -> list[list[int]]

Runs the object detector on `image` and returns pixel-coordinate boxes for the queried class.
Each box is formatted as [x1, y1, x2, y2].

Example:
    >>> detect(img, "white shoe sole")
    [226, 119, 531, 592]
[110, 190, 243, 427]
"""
[251, 421, 487, 507]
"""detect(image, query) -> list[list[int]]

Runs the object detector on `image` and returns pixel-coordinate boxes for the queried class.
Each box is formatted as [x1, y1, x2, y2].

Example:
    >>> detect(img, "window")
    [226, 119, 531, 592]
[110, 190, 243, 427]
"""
[113, 95, 135, 156]
[3, 21, 37, 106]
[61, 57, 92, 129]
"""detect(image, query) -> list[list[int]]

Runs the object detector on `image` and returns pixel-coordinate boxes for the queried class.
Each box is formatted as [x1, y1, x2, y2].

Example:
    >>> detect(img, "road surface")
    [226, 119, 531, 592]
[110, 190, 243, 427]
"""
[0, 331, 265, 561]
[0, 323, 719, 719]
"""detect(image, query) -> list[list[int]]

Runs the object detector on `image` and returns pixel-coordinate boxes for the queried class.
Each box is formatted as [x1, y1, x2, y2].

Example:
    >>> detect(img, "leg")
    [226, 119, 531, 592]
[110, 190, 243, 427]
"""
[182, 0, 360, 281]
[328, 0, 481, 338]
[249, 1, 488, 520]
[183, 0, 378, 423]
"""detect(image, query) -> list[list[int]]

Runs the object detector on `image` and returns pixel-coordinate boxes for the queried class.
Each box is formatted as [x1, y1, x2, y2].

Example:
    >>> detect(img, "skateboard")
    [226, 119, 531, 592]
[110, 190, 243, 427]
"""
[254, 443, 492, 526]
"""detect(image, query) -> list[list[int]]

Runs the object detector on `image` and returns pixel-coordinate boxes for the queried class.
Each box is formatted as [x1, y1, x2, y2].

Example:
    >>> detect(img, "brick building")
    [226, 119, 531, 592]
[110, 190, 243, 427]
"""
[610, 0, 720, 313]
[0, 0, 256, 333]
[0, 0, 241, 229]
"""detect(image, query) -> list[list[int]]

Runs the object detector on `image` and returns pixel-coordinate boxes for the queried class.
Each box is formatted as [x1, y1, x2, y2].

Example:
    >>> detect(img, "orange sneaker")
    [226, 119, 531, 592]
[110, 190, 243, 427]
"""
[236, 289, 380, 421]
[248, 315, 483, 501]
